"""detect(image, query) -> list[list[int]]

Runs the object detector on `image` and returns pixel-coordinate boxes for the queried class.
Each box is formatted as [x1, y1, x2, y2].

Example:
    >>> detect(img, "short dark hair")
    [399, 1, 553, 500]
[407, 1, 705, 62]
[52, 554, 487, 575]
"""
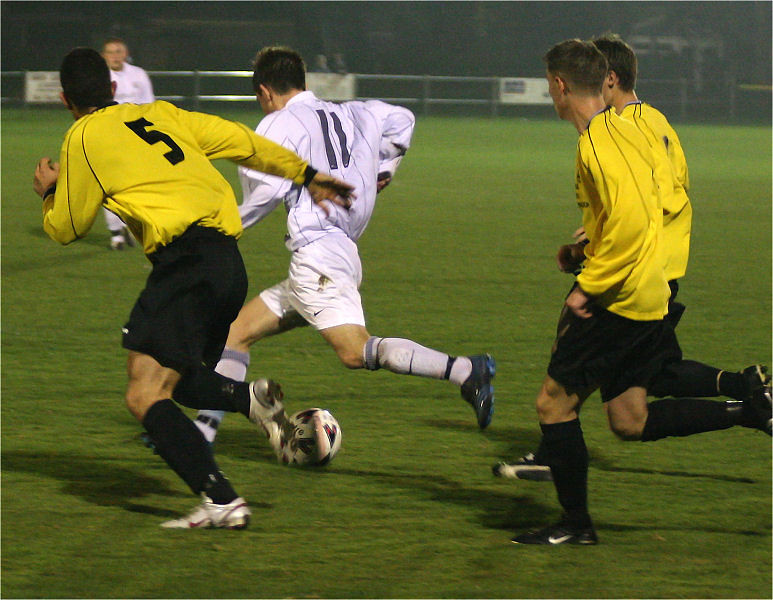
[252, 46, 306, 94]
[543, 39, 608, 95]
[592, 33, 637, 92]
[60, 47, 113, 109]
[102, 37, 128, 50]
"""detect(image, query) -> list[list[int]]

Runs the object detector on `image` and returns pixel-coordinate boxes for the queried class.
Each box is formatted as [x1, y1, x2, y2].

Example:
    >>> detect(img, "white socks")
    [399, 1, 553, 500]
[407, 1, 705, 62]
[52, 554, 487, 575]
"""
[448, 356, 473, 386]
[194, 348, 250, 443]
[363, 336, 471, 385]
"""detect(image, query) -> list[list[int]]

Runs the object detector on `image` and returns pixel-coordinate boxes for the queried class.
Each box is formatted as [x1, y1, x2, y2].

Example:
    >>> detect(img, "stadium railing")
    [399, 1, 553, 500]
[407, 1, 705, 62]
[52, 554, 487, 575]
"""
[2, 70, 766, 123]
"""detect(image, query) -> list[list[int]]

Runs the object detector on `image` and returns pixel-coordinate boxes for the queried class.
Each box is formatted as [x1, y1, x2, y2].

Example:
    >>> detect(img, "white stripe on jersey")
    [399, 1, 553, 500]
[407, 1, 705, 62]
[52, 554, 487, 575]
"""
[237, 90, 414, 250]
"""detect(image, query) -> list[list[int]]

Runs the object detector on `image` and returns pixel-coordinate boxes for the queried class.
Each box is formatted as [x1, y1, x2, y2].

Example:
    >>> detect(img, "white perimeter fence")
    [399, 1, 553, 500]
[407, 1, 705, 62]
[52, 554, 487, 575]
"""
[2, 70, 756, 122]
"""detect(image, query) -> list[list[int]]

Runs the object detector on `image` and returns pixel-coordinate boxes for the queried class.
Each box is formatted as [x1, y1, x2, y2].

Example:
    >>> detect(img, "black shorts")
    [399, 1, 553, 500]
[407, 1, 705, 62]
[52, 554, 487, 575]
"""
[122, 226, 248, 372]
[658, 279, 685, 366]
[548, 299, 680, 402]
[666, 279, 685, 329]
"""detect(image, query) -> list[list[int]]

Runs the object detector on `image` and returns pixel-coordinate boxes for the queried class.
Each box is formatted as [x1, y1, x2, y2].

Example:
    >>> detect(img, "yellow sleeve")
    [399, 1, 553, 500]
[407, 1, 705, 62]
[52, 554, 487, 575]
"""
[42, 122, 105, 245]
[576, 150, 655, 297]
[176, 108, 311, 185]
[666, 125, 689, 191]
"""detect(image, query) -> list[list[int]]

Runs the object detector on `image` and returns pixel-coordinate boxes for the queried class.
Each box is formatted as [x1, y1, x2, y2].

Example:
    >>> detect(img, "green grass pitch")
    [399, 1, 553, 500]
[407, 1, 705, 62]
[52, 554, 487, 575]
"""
[2, 106, 770, 598]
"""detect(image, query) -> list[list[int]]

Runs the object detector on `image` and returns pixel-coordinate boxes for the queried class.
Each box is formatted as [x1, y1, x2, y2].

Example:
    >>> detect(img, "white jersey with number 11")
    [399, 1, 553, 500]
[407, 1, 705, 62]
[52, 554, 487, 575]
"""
[238, 90, 415, 250]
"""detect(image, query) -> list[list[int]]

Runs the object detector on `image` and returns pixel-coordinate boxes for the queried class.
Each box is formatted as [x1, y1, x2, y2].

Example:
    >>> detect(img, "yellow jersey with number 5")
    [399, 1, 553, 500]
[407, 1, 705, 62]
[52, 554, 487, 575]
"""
[43, 100, 311, 254]
[620, 101, 691, 281]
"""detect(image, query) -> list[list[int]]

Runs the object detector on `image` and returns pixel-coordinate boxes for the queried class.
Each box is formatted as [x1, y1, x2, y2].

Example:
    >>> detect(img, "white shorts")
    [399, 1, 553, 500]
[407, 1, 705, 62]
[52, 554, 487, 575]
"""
[259, 234, 365, 330]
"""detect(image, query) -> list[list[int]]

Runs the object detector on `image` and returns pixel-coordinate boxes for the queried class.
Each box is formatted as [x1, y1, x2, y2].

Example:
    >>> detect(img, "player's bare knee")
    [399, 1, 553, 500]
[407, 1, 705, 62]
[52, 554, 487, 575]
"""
[535, 395, 573, 423]
[606, 401, 647, 441]
[226, 318, 257, 351]
[535, 395, 554, 422]
[124, 387, 149, 421]
[609, 419, 644, 441]
[535, 378, 575, 422]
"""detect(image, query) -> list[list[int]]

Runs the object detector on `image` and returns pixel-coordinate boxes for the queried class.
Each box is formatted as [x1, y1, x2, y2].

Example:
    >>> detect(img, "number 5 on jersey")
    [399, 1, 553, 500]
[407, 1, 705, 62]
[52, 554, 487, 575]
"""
[125, 118, 185, 165]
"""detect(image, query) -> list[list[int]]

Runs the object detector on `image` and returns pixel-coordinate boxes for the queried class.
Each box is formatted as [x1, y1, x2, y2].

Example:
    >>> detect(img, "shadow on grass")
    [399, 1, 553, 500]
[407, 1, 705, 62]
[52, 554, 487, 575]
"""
[332, 463, 554, 531]
[590, 462, 757, 484]
[4, 236, 109, 276]
[209, 433, 279, 463]
[429, 419, 758, 484]
[209, 421, 553, 530]
[186, 427, 767, 539]
[2, 449, 189, 517]
[25, 224, 111, 248]
[596, 521, 769, 537]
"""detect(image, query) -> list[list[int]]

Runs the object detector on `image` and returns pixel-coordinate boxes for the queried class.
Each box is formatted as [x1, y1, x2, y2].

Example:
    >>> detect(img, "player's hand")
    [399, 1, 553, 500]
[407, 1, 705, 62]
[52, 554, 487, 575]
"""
[573, 226, 588, 244]
[566, 286, 593, 319]
[556, 242, 585, 273]
[33, 158, 60, 198]
[307, 172, 355, 215]
[376, 171, 392, 193]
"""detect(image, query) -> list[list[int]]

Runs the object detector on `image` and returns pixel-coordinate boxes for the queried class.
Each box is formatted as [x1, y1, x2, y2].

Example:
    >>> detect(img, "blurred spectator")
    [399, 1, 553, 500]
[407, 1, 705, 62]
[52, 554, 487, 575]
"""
[311, 54, 331, 73]
[101, 37, 154, 104]
[332, 52, 348, 74]
[100, 37, 154, 249]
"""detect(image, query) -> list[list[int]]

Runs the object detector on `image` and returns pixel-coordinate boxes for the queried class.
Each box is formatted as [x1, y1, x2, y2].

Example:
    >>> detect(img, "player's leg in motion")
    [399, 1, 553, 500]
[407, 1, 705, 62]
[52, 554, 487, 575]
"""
[511, 375, 596, 545]
[320, 325, 495, 429]
[194, 291, 306, 445]
[194, 348, 250, 444]
[495, 372, 772, 482]
[649, 359, 770, 402]
[126, 351, 250, 529]
[103, 208, 134, 250]
[650, 288, 769, 401]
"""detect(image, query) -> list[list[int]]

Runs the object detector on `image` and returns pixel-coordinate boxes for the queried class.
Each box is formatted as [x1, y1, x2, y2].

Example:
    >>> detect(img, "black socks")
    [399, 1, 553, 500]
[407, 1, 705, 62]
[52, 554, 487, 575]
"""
[641, 397, 738, 441]
[142, 399, 238, 504]
[172, 365, 251, 417]
[540, 419, 591, 528]
[649, 360, 721, 398]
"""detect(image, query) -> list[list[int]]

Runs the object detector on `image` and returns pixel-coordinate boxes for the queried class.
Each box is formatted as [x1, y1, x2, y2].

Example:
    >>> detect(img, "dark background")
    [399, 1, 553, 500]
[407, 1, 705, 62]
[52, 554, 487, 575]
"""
[2, 1, 770, 121]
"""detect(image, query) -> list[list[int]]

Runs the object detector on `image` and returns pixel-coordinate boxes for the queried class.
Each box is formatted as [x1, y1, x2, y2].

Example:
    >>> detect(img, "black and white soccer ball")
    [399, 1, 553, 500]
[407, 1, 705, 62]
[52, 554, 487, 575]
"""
[282, 408, 342, 466]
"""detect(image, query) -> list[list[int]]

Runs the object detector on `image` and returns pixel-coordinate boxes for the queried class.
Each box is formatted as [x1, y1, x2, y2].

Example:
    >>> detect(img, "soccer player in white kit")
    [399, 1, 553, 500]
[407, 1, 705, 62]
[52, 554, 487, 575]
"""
[194, 47, 496, 455]
[101, 38, 154, 250]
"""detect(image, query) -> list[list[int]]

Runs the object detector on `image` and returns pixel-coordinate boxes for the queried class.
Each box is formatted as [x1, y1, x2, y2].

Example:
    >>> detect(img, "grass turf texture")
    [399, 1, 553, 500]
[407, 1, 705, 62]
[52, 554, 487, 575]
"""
[2, 107, 771, 598]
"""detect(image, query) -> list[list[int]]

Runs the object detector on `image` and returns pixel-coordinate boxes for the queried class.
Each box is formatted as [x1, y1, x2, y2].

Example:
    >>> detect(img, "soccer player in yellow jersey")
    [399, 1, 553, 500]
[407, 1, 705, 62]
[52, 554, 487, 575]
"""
[496, 35, 771, 486]
[508, 40, 771, 546]
[509, 39, 671, 545]
[593, 33, 770, 412]
[32, 48, 353, 530]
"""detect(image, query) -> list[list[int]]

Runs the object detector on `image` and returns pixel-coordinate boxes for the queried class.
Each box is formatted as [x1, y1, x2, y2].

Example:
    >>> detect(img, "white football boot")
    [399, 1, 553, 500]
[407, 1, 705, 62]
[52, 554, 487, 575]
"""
[248, 379, 294, 462]
[160, 495, 251, 529]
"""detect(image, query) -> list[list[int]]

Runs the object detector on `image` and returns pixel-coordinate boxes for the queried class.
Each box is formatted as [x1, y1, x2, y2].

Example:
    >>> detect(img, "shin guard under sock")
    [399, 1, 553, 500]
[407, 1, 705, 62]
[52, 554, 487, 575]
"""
[173, 365, 251, 417]
[641, 397, 737, 441]
[539, 419, 590, 527]
[142, 399, 238, 503]
[649, 360, 721, 398]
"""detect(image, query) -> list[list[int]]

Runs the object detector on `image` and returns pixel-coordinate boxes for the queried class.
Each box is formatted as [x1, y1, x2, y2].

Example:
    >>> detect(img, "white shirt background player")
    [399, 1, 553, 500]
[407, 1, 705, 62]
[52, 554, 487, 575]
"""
[194, 47, 496, 451]
[101, 38, 155, 249]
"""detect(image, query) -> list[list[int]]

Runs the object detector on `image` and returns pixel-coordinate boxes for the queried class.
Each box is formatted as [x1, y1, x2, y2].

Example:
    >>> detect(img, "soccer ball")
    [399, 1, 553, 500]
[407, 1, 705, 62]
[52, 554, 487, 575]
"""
[282, 408, 342, 466]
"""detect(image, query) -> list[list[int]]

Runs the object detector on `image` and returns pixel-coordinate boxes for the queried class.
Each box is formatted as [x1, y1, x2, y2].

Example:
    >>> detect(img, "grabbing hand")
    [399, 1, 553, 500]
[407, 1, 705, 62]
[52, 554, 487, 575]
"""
[307, 172, 355, 215]
[376, 171, 392, 193]
[573, 226, 588, 244]
[33, 158, 60, 198]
